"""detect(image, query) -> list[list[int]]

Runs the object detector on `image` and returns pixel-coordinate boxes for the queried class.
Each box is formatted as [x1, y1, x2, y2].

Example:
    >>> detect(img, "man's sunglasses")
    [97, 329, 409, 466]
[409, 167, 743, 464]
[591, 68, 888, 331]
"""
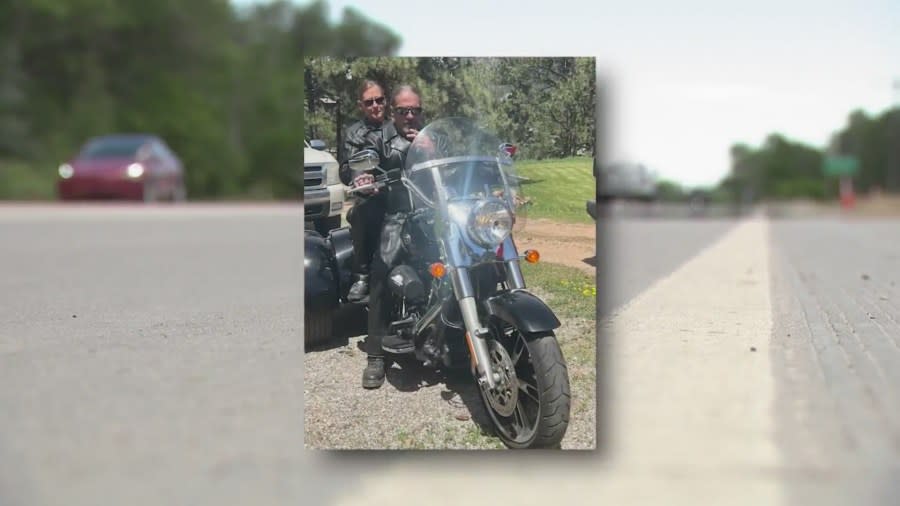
[362, 96, 385, 107]
[394, 107, 422, 116]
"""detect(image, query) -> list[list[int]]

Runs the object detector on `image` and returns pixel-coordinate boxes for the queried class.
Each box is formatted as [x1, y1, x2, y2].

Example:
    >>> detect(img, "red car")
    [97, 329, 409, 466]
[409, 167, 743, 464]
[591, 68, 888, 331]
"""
[58, 134, 187, 202]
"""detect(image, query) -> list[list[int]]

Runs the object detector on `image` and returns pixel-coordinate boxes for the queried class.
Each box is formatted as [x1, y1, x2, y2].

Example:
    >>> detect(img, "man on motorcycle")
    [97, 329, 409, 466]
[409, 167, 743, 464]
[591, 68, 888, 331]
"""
[360, 84, 425, 389]
[340, 79, 400, 302]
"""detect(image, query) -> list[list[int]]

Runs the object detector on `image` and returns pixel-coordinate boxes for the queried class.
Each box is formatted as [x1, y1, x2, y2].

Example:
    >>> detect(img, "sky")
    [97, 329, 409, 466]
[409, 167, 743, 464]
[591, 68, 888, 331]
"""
[283, 0, 900, 187]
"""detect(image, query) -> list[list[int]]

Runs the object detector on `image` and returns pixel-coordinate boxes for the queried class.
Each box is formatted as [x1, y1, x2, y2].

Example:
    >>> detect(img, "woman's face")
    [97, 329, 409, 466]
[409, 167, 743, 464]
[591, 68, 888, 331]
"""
[358, 85, 386, 124]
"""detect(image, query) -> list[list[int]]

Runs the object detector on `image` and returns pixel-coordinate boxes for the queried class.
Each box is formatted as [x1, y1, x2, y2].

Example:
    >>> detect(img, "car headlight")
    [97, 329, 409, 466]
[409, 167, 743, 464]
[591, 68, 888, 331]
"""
[127, 163, 144, 178]
[325, 161, 339, 186]
[58, 164, 74, 179]
[467, 199, 513, 248]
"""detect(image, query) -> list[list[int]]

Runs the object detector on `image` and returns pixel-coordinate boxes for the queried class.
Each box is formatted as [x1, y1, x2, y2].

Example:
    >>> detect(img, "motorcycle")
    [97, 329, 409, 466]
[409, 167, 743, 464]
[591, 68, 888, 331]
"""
[304, 118, 571, 449]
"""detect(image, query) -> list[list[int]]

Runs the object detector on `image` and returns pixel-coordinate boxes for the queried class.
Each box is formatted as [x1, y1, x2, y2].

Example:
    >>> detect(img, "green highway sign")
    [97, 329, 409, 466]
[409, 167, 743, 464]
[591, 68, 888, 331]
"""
[823, 156, 860, 177]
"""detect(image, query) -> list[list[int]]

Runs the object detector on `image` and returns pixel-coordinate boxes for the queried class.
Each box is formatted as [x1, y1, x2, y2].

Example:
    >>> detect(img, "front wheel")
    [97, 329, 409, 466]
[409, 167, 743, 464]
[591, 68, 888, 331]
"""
[478, 327, 570, 449]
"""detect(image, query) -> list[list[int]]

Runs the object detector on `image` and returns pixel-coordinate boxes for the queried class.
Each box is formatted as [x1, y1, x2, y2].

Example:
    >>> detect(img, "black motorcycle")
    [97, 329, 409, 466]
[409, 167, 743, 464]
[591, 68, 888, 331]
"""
[304, 118, 570, 448]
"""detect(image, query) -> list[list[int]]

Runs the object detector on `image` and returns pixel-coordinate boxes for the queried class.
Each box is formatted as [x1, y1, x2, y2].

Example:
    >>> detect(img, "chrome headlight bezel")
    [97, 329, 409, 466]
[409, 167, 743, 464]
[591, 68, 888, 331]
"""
[466, 199, 513, 248]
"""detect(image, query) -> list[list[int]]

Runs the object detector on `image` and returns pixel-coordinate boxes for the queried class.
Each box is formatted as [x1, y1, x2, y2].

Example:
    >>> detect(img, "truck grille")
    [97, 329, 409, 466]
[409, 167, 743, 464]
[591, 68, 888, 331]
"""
[304, 165, 325, 190]
[304, 204, 324, 217]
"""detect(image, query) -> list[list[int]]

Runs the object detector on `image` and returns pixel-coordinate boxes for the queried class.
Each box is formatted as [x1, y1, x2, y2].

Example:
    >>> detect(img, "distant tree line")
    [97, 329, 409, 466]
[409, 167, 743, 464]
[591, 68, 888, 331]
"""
[716, 107, 900, 202]
[0, 0, 399, 199]
[304, 57, 596, 160]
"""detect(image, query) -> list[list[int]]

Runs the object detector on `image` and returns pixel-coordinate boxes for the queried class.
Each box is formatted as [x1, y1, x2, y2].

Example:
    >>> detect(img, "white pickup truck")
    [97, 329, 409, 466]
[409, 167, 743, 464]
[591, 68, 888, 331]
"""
[303, 139, 345, 234]
[587, 161, 658, 219]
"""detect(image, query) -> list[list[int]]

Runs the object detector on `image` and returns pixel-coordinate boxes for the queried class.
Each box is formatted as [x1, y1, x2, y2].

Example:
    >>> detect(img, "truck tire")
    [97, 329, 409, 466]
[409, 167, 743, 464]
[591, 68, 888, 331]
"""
[304, 309, 334, 348]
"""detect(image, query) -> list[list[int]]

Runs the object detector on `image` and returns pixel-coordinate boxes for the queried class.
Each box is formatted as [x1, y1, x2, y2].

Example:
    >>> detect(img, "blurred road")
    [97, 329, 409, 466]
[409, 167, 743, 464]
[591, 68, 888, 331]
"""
[333, 213, 900, 506]
[600, 217, 737, 314]
[0, 204, 304, 505]
[769, 218, 900, 504]
[3, 204, 899, 505]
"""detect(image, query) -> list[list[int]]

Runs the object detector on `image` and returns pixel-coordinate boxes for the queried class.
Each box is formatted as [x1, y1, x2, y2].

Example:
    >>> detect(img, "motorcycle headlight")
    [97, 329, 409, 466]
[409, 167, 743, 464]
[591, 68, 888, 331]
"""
[467, 200, 513, 248]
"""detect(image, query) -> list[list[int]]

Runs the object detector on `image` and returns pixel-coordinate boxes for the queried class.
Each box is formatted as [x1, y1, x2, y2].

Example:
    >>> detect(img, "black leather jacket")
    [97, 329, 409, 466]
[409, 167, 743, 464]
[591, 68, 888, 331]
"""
[340, 119, 409, 186]
[342, 118, 413, 211]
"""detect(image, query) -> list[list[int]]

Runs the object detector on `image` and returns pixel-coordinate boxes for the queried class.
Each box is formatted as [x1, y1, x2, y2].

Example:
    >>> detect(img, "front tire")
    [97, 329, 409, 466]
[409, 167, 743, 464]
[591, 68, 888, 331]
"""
[478, 328, 570, 449]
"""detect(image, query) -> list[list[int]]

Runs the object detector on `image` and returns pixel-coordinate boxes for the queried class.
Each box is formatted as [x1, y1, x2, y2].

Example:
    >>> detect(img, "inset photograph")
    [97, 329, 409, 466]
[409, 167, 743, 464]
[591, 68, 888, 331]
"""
[303, 57, 596, 449]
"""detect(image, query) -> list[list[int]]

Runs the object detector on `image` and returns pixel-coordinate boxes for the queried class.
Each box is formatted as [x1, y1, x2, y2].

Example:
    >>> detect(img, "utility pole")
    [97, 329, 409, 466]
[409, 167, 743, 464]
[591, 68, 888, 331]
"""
[319, 96, 338, 154]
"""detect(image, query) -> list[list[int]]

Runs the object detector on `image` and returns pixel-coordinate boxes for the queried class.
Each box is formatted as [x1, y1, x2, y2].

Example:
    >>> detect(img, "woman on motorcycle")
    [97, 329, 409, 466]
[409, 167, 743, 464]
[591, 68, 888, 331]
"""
[341, 79, 397, 303]
[360, 84, 425, 389]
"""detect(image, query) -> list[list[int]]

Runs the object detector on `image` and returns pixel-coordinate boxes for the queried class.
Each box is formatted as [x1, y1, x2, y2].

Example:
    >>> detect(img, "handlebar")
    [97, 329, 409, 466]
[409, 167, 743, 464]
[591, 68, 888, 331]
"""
[346, 180, 387, 196]
[346, 173, 390, 197]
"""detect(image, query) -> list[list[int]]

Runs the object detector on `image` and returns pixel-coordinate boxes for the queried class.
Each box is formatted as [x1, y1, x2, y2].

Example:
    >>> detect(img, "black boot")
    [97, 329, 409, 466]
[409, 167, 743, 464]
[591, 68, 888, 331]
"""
[362, 355, 385, 389]
[348, 274, 369, 302]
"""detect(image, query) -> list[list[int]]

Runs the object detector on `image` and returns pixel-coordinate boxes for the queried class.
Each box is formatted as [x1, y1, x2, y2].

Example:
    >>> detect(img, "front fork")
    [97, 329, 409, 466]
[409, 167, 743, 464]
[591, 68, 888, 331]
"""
[450, 237, 525, 390]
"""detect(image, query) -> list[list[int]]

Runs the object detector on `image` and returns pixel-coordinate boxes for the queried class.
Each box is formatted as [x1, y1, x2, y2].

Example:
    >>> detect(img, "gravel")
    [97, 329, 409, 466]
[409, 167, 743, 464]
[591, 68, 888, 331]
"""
[303, 292, 596, 450]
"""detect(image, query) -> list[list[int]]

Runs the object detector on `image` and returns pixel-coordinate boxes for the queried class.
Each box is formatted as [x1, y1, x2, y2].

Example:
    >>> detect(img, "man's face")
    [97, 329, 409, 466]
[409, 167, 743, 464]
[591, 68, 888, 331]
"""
[358, 85, 385, 124]
[392, 91, 423, 141]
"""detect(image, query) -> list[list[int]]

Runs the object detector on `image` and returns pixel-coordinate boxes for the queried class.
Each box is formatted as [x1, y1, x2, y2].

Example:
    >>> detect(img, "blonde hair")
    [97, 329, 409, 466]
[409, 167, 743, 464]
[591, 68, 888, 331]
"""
[357, 79, 384, 100]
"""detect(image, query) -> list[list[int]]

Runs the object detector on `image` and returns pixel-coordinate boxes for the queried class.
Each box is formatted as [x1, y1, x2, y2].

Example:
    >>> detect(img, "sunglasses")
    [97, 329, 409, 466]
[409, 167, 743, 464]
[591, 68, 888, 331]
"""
[362, 96, 385, 107]
[394, 107, 422, 117]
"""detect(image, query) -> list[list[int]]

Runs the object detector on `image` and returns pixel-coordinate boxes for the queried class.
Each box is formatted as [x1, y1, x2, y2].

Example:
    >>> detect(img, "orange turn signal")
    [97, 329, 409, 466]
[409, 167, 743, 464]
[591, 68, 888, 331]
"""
[429, 262, 446, 278]
[524, 249, 540, 264]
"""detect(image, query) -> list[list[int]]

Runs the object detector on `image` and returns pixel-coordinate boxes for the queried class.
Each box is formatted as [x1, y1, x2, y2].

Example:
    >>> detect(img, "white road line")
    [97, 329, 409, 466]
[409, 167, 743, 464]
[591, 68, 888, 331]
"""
[328, 218, 780, 505]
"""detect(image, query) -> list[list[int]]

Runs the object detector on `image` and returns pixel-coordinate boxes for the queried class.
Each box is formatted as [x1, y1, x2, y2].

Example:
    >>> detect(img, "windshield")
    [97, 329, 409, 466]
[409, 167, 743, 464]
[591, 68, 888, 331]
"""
[403, 118, 527, 228]
[78, 137, 148, 159]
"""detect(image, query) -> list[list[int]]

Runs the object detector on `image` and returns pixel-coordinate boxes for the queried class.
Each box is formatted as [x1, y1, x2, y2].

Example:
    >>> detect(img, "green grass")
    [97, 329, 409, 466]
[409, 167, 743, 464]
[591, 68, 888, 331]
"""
[522, 261, 596, 319]
[515, 156, 594, 224]
[0, 160, 57, 200]
[394, 424, 504, 450]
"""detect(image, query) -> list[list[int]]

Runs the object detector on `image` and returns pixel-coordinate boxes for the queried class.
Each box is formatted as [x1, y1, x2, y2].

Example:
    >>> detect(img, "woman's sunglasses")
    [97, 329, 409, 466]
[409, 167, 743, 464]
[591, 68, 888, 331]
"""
[362, 96, 385, 107]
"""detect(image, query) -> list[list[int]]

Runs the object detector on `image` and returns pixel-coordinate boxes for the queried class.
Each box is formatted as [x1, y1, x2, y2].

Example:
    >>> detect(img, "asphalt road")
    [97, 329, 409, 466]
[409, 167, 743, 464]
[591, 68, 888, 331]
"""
[332, 213, 900, 505]
[600, 217, 737, 315]
[769, 218, 900, 504]
[4, 204, 898, 505]
[0, 204, 304, 506]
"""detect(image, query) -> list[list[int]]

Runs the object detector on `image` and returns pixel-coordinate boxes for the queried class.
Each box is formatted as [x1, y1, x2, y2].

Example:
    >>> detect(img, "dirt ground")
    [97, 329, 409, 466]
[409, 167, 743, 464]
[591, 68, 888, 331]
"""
[515, 218, 597, 274]
[341, 202, 598, 273]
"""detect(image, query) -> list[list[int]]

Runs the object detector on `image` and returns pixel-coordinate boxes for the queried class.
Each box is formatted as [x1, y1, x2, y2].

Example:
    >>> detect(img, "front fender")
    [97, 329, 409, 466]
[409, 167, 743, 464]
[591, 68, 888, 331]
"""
[304, 231, 338, 310]
[483, 290, 561, 334]
[328, 226, 354, 298]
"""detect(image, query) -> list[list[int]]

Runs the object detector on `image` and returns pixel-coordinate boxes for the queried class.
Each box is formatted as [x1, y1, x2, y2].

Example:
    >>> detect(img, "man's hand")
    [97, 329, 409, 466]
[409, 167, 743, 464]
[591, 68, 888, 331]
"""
[352, 173, 378, 195]
[416, 133, 437, 153]
[404, 128, 419, 141]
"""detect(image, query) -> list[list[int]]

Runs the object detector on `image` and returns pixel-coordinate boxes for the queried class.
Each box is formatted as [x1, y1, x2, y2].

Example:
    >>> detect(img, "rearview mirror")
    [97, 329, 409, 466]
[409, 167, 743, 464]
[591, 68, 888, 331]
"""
[309, 139, 327, 151]
[348, 149, 380, 174]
